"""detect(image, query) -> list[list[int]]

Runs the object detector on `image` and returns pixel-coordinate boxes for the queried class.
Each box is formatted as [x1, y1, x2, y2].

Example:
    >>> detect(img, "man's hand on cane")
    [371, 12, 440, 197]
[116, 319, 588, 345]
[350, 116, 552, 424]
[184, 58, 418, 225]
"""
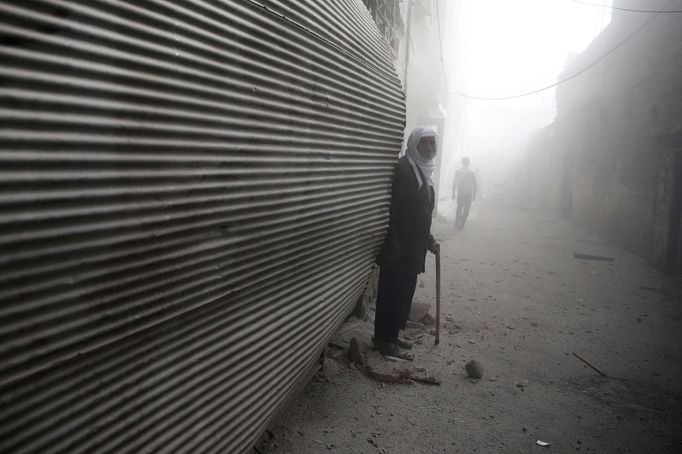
[428, 237, 440, 255]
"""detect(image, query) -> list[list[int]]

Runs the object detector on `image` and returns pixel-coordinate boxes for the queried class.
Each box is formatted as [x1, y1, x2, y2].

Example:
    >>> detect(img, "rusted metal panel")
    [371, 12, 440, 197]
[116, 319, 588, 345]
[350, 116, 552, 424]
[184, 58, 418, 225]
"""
[0, 1, 405, 453]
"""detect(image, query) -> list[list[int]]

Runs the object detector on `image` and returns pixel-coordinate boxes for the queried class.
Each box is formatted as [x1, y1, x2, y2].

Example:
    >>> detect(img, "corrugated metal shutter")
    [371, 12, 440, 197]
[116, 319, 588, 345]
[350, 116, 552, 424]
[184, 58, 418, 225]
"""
[0, 1, 405, 453]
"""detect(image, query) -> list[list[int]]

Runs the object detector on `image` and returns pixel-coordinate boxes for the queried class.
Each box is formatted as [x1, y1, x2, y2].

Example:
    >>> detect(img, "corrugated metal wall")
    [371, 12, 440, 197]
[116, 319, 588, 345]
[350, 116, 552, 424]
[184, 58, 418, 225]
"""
[0, 1, 405, 453]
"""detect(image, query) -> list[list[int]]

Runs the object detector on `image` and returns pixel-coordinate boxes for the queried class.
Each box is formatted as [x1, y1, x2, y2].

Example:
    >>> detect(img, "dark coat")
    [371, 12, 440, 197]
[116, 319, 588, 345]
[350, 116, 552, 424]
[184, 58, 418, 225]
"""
[378, 156, 435, 274]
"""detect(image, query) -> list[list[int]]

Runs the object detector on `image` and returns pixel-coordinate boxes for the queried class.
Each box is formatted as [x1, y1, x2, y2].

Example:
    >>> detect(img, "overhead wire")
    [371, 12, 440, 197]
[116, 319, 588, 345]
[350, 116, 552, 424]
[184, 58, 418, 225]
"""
[567, 0, 682, 13]
[451, 0, 675, 101]
[434, 0, 447, 80]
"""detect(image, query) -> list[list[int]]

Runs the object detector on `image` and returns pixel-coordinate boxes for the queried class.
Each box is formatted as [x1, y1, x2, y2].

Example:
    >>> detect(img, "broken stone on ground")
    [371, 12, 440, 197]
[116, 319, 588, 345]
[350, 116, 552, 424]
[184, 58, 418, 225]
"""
[324, 310, 439, 386]
[365, 351, 440, 385]
[465, 360, 484, 379]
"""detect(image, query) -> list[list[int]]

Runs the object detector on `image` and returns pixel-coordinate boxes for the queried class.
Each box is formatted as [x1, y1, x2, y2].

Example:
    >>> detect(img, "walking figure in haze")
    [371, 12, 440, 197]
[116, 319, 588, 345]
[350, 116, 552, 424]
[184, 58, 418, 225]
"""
[374, 126, 440, 361]
[452, 157, 477, 229]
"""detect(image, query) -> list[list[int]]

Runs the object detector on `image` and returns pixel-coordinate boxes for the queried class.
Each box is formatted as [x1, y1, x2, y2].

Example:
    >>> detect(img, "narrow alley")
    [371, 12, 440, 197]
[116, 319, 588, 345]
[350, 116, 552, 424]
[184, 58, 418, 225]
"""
[265, 199, 682, 454]
[2, 2, 681, 453]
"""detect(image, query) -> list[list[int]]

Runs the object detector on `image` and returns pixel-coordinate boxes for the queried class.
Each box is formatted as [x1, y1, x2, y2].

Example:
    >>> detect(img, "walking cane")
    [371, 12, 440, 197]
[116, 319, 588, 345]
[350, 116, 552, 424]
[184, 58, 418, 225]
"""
[435, 249, 441, 346]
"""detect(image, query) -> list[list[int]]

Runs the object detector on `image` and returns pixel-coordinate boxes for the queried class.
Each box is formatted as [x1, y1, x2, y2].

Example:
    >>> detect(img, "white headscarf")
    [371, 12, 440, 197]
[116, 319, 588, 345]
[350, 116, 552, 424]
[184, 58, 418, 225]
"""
[405, 126, 438, 189]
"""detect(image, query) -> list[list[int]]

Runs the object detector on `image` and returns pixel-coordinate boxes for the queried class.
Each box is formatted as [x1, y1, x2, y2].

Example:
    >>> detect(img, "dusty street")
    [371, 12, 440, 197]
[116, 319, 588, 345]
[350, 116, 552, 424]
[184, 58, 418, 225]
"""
[263, 199, 682, 454]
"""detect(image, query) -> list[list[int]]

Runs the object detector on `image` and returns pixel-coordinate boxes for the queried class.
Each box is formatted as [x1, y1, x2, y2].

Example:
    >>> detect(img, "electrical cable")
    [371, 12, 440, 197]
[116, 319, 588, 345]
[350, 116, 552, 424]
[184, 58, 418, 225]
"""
[567, 0, 682, 13]
[435, 0, 447, 79]
[451, 0, 675, 101]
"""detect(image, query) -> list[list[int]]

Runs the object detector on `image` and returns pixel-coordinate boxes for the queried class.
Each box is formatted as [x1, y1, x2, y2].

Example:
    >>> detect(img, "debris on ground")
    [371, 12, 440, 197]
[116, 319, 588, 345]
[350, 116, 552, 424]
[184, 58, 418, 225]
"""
[572, 352, 607, 377]
[323, 309, 441, 386]
[465, 360, 483, 379]
[573, 252, 615, 262]
[536, 440, 551, 447]
[414, 374, 441, 385]
[515, 380, 529, 390]
[348, 337, 363, 364]
[367, 436, 387, 453]
[267, 203, 682, 454]
[420, 312, 436, 326]
[364, 351, 440, 385]
[412, 333, 427, 345]
[327, 317, 365, 356]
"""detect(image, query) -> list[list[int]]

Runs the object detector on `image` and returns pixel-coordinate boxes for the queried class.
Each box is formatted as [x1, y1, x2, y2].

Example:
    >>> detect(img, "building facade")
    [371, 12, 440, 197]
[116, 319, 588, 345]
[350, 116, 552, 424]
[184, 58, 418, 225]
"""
[534, 0, 682, 274]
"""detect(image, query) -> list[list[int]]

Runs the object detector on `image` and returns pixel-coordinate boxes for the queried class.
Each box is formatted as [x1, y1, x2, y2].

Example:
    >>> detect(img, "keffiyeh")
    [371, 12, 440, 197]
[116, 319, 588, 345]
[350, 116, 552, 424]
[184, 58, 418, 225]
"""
[404, 126, 438, 189]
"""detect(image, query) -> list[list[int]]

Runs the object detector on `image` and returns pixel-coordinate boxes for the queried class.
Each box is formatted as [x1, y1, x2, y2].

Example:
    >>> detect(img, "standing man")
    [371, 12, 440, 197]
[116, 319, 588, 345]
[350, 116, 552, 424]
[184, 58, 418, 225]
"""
[452, 157, 477, 229]
[374, 126, 440, 360]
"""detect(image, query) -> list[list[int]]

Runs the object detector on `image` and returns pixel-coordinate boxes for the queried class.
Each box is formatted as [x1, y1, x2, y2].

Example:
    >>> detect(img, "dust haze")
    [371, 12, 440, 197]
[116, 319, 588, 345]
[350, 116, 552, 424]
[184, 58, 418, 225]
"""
[407, 0, 613, 208]
[270, 1, 682, 450]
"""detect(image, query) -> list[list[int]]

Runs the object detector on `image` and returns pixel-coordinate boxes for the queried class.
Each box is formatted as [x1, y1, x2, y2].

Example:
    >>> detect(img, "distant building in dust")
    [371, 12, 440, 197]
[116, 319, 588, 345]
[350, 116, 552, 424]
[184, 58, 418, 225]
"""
[532, 0, 682, 274]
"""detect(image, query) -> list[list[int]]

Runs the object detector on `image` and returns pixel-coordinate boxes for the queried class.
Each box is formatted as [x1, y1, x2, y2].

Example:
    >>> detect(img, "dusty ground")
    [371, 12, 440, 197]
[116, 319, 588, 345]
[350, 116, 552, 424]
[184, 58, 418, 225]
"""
[262, 199, 682, 454]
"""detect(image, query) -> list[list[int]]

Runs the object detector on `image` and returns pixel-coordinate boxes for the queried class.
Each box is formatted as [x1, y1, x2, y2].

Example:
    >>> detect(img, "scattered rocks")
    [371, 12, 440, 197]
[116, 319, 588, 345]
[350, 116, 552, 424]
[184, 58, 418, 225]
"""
[465, 360, 484, 379]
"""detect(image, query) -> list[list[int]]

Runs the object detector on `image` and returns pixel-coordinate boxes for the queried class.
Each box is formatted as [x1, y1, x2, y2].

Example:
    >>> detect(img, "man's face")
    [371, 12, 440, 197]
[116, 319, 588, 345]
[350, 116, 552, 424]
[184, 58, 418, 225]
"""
[417, 136, 437, 160]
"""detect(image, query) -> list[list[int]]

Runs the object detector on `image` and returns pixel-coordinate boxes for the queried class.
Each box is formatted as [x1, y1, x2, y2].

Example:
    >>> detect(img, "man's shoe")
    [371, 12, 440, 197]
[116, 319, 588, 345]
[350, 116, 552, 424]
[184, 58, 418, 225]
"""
[373, 341, 414, 361]
[396, 337, 413, 350]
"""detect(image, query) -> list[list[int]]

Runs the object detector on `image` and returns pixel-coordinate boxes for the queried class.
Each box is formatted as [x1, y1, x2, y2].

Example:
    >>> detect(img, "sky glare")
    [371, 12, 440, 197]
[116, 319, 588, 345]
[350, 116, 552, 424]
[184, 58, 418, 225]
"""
[439, 0, 613, 193]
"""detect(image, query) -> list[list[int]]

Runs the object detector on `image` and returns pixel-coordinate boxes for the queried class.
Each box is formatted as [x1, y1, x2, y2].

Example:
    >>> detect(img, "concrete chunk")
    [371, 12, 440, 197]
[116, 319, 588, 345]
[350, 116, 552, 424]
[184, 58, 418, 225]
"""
[465, 360, 483, 379]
